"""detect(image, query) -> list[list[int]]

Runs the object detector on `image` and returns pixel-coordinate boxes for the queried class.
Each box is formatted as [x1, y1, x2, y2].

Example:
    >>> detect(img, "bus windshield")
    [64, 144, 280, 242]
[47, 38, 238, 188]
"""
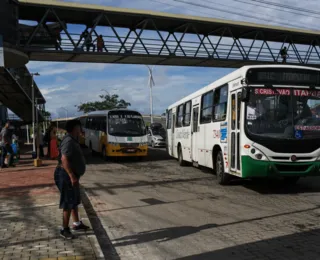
[108, 111, 146, 137]
[245, 88, 320, 140]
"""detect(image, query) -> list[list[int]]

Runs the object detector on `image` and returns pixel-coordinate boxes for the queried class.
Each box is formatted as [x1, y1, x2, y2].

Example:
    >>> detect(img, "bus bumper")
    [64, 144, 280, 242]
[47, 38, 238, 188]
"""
[241, 156, 320, 178]
[106, 145, 148, 157]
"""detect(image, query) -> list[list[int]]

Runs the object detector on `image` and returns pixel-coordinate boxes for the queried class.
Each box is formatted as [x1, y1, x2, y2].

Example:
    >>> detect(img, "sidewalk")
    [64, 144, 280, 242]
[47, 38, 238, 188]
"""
[0, 146, 104, 260]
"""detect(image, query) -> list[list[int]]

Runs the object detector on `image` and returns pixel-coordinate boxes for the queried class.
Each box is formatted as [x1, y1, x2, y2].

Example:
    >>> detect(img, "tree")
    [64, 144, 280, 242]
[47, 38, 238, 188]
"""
[42, 110, 51, 117]
[77, 93, 131, 113]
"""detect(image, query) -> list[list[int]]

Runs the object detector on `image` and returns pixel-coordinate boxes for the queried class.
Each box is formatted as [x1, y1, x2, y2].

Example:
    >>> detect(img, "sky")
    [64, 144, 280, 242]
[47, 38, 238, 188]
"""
[22, 0, 320, 118]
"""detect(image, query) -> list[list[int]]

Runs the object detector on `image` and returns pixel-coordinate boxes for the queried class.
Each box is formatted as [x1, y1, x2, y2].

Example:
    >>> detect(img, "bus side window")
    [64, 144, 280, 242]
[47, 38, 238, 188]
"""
[231, 94, 236, 130]
[176, 104, 184, 127]
[167, 110, 172, 129]
[200, 91, 213, 124]
[183, 101, 191, 126]
[102, 117, 107, 133]
[213, 84, 228, 122]
[86, 117, 92, 129]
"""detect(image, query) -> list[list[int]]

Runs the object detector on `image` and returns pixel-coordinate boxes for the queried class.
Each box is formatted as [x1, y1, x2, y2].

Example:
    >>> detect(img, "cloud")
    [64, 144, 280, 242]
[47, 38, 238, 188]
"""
[35, 64, 232, 118]
[40, 85, 70, 95]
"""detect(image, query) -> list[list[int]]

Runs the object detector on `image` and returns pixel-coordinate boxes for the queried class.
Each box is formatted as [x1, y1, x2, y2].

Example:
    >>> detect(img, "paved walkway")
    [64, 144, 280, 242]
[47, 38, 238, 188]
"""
[0, 146, 104, 260]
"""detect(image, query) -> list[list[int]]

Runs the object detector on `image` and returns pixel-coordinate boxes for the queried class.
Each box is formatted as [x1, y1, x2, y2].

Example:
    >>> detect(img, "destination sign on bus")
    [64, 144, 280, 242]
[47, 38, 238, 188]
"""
[246, 68, 320, 86]
[109, 114, 141, 119]
[254, 88, 320, 97]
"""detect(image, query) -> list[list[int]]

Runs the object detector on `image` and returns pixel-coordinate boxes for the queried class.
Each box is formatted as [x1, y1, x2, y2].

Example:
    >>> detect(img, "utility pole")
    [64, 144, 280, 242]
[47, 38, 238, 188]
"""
[31, 72, 40, 156]
[26, 125, 30, 144]
[147, 66, 155, 124]
[61, 107, 68, 121]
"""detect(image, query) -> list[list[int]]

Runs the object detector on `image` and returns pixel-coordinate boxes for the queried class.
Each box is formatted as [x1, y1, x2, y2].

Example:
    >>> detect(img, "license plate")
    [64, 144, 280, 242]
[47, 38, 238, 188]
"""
[127, 149, 135, 153]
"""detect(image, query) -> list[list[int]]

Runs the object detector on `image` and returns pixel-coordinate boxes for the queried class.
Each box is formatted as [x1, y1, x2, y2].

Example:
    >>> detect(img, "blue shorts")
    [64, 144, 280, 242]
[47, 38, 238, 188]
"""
[54, 167, 81, 210]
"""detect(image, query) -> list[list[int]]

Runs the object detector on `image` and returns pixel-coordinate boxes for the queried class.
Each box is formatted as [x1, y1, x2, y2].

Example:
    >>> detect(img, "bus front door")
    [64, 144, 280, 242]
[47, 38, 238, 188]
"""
[191, 106, 199, 163]
[171, 113, 176, 157]
[229, 90, 241, 174]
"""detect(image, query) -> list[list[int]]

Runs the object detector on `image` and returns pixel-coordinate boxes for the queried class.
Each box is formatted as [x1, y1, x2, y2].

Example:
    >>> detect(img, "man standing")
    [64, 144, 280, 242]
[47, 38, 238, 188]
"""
[54, 120, 89, 239]
[0, 122, 14, 168]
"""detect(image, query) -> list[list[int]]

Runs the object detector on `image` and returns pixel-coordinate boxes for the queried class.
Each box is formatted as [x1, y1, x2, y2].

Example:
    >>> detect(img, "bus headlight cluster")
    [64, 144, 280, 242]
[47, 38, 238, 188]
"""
[249, 146, 268, 161]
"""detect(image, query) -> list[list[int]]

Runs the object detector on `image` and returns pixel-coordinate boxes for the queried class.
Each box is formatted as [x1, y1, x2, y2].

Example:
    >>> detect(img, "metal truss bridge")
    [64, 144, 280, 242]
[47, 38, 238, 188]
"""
[13, 0, 320, 68]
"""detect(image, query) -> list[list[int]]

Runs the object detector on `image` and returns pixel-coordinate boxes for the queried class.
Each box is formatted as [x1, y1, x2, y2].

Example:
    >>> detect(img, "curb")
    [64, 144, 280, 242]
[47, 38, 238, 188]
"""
[81, 187, 121, 260]
[78, 205, 105, 260]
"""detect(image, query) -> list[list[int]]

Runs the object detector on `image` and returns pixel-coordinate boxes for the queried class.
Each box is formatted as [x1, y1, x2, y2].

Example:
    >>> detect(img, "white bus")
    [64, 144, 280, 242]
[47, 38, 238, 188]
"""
[166, 65, 320, 185]
[84, 109, 148, 158]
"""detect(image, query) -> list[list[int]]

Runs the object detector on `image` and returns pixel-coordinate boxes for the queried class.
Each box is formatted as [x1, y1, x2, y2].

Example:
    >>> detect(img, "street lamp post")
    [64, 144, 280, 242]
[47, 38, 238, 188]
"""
[35, 98, 40, 160]
[146, 66, 154, 124]
[31, 72, 40, 157]
[61, 107, 68, 121]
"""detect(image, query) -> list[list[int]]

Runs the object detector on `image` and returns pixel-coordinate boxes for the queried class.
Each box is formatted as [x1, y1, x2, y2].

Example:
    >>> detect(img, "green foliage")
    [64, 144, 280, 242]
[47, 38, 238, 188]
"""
[42, 110, 51, 117]
[77, 94, 131, 113]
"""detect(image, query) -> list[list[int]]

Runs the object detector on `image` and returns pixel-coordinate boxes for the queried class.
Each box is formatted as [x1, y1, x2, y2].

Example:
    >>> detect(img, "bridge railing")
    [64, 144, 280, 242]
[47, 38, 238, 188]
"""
[19, 30, 320, 65]
[17, 5, 320, 67]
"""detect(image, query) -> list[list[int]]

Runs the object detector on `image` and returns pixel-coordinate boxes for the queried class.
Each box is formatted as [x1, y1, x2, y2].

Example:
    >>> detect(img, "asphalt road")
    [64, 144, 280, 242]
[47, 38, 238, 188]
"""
[82, 148, 320, 260]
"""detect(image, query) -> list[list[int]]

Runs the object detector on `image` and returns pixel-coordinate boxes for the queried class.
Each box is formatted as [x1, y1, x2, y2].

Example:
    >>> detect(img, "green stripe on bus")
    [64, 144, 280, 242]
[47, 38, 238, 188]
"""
[241, 156, 320, 178]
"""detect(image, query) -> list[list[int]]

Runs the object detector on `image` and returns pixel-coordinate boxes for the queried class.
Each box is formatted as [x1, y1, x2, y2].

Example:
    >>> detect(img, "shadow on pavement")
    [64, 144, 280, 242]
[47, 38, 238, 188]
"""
[81, 188, 121, 260]
[112, 205, 319, 248]
[238, 177, 320, 195]
[85, 176, 214, 194]
[175, 228, 320, 259]
[113, 224, 218, 247]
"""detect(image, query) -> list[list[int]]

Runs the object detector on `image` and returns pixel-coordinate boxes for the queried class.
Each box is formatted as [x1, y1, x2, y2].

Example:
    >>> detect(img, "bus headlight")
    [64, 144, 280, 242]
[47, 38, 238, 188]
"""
[248, 146, 268, 161]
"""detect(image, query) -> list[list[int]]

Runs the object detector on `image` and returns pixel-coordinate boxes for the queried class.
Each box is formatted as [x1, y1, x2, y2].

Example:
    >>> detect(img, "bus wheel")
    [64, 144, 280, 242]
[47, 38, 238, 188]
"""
[216, 151, 231, 185]
[178, 146, 186, 166]
[283, 176, 300, 185]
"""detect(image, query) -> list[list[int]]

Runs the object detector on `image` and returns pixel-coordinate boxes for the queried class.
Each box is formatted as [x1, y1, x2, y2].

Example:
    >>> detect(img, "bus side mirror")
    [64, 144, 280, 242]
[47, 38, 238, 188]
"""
[241, 87, 250, 102]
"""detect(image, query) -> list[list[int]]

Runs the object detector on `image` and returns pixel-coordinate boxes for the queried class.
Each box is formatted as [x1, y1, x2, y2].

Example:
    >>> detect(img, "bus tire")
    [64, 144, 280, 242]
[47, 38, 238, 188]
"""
[178, 145, 186, 166]
[216, 151, 231, 185]
[283, 176, 300, 185]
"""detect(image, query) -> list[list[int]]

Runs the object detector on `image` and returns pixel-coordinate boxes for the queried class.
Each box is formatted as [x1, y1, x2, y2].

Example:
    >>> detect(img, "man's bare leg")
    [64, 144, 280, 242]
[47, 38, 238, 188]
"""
[63, 209, 71, 228]
[71, 207, 89, 230]
[71, 207, 80, 223]
[60, 209, 74, 239]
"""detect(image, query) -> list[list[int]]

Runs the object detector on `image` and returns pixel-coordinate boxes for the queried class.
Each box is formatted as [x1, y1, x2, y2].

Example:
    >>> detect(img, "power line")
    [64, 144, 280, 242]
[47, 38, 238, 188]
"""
[227, 0, 320, 19]
[172, 0, 319, 30]
[247, 0, 320, 16]
[148, 0, 227, 19]
[204, 0, 320, 28]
